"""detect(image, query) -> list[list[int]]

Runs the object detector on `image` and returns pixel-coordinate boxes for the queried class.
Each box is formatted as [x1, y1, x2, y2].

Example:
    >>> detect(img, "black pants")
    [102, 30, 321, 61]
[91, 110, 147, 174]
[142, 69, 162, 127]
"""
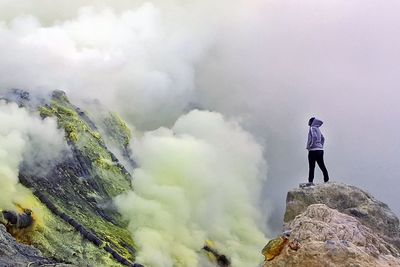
[308, 150, 329, 183]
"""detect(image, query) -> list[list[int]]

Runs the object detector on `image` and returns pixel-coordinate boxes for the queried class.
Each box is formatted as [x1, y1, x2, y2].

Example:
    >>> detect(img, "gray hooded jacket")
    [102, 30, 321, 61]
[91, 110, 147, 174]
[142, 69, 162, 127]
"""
[307, 118, 325, 151]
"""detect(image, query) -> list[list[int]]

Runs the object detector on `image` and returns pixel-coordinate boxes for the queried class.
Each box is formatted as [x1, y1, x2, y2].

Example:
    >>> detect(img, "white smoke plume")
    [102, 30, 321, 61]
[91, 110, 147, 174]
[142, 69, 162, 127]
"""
[0, 101, 68, 209]
[0, 0, 263, 130]
[115, 110, 267, 267]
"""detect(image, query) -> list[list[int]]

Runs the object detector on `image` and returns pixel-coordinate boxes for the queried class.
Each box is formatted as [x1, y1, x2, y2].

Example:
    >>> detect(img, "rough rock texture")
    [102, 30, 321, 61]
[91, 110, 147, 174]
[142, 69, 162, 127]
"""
[0, 224, 75, 267]
[265, 204, 400, 267]
[264, 183, 400, 267]
[285, 182, 400, 249]
[0, 89, 138, 266]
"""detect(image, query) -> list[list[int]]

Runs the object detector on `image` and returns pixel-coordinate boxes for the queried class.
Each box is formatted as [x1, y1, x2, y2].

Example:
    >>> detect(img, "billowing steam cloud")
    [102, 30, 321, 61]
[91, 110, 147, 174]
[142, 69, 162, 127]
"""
[0, 0, 262, 130]
[115, 110, 267, 266]
[0, 101, 68, 210]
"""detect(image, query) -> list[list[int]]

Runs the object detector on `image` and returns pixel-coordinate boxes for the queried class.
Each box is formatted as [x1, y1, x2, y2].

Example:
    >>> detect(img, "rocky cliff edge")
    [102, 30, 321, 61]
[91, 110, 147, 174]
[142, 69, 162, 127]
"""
[263, 182, 400, 267]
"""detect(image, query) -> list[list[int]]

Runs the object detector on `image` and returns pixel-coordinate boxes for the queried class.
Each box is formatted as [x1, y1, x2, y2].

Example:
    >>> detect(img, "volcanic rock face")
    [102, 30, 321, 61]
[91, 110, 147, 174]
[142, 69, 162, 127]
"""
[0, 89, 137, 266]
[264, 182, 400, 267]
[0, 224, 74, 267]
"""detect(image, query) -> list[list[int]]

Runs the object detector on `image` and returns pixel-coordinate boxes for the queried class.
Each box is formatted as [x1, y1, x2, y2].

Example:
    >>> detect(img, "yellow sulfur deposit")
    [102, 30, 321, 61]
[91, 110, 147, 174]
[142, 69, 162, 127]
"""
[262, 236, 288, 261]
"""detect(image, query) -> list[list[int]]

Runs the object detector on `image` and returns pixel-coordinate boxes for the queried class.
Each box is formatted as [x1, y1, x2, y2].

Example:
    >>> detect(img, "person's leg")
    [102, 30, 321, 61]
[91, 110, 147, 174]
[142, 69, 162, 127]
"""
[308, 151, 316, 183]
[316, 150, 329, 182]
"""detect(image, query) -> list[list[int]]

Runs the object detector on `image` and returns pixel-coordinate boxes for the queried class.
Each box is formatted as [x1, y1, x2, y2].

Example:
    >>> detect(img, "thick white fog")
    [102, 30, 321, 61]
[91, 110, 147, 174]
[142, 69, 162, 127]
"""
[0, 0, 399, 244]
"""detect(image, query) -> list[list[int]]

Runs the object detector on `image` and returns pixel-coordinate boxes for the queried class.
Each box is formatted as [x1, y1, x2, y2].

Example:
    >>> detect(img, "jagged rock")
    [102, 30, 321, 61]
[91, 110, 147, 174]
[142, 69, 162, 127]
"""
[0, 224, 75, 267]
[261, 235, 289, 261]
[1, 89, 137, 266]
[264, 183, 400, 267]
[265, 204, 400, 267]
[203, 241, 231, 267]
[285, 182, 400, 249]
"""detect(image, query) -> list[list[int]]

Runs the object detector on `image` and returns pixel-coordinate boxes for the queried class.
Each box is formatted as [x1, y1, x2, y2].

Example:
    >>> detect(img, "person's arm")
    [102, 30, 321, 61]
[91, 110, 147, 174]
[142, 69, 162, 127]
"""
[308, 127, 322, 148]
[314, 128, 322, 144]
[307, 129, 313, 149]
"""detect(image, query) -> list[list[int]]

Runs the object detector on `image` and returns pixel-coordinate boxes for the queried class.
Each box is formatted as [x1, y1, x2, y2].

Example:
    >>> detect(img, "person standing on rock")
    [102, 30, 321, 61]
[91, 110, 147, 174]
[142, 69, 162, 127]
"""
[306, 117, 329, 185]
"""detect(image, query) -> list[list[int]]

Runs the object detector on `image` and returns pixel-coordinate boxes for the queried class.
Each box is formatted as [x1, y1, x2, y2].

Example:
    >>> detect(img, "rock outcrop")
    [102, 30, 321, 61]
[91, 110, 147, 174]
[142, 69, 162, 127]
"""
[0, 89, 139, 266]
[264, 182, 400, 267]
[285, 182, 400, 249]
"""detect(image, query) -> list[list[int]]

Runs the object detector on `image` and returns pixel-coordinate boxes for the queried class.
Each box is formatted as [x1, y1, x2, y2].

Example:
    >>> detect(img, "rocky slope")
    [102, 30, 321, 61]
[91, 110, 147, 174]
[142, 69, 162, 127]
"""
[264, 182, 400, 267]
[0, 89, 141, 266]
[0, 224, 74, 267]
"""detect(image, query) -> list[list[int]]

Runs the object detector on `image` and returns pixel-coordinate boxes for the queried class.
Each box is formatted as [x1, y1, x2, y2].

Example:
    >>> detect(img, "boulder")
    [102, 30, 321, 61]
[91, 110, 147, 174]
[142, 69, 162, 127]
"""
[285, 182, 400, 249]
[265, 204, 400, 267]
[263, 182, 400, 267]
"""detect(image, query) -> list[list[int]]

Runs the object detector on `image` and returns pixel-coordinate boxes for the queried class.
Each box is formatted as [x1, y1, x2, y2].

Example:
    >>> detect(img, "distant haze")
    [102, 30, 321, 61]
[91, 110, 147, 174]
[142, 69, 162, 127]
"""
[0, 0, 399, 238]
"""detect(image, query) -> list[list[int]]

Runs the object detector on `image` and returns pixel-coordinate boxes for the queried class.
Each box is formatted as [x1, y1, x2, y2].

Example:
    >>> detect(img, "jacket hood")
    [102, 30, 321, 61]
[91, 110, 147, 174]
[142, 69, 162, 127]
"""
[311, 118, 323, 127]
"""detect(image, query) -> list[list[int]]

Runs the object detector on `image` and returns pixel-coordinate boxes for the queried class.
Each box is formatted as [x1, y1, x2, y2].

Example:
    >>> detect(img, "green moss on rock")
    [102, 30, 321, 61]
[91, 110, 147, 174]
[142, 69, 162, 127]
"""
[10, 193, 125, 267]
[103, 112, 132, 147]
[40, 91, 132, 197]
[25, 90, 137, 265]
